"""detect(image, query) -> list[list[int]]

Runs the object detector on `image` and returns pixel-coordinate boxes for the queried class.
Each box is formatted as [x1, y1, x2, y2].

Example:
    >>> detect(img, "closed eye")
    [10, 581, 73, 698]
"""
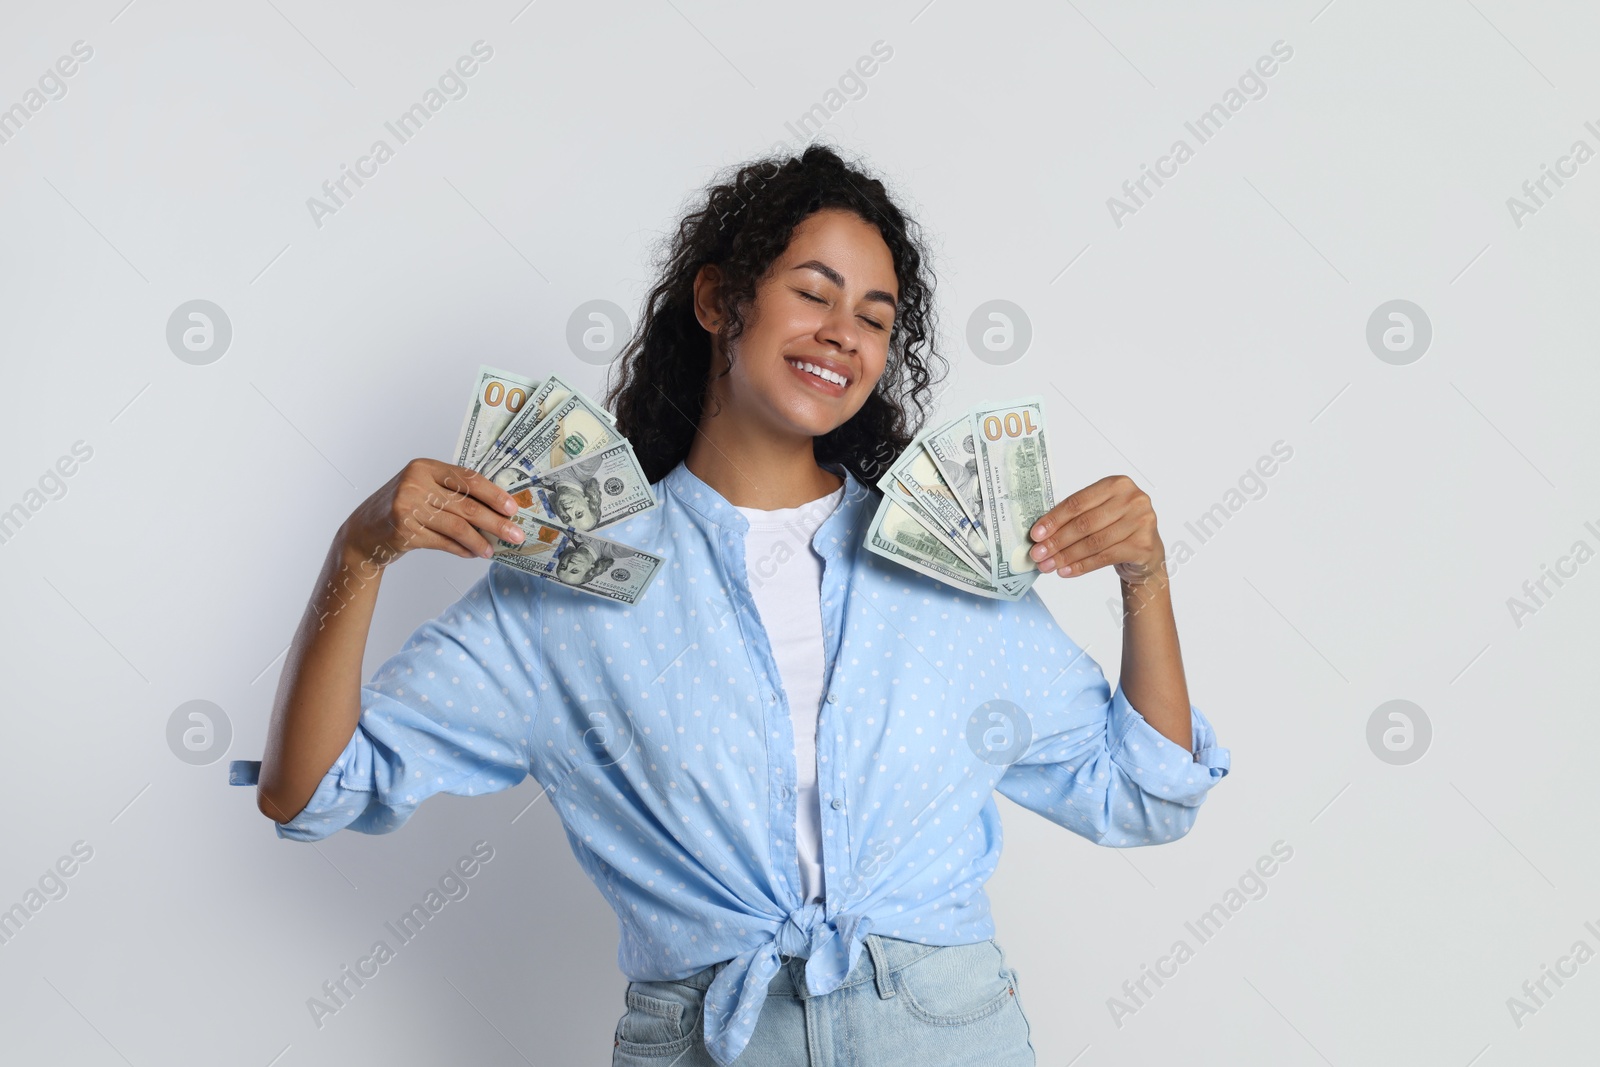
[797, 286, 888, 330]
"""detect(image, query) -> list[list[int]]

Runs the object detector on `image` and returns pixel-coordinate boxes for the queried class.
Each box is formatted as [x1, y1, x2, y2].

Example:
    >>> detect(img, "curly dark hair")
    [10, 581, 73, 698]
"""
[604, 144, 946, 487]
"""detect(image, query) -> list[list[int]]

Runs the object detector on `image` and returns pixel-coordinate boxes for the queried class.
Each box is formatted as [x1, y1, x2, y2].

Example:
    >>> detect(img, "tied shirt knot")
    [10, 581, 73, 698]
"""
[701, 902, 872, 1065]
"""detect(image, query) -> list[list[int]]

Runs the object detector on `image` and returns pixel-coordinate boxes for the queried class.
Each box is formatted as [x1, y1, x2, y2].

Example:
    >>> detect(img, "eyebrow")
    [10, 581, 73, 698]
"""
[792, 260, 898, 310]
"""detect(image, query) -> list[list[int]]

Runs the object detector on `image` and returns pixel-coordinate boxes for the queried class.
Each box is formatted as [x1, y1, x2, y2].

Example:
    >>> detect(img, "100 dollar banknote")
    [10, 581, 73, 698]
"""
[877, 428, 992, 576]
[454, 366, 546, 473]
[971, 398, 1054, 583]
[476, 373, 571, 469]
[491, 510, 663, 605]
[864, 496, 1026, 601]
[485, 389, 621, 486]
[500, 438, 656, 532]
[922, 414, 989, 544]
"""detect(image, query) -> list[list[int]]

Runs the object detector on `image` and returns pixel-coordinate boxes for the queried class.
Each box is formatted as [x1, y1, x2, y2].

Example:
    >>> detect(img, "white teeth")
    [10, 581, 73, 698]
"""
[793, 360, 847, 387]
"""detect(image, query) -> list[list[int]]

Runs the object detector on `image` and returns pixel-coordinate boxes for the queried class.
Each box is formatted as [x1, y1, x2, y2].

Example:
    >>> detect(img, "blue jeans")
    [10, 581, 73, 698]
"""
[611, 934, 1036, 1066]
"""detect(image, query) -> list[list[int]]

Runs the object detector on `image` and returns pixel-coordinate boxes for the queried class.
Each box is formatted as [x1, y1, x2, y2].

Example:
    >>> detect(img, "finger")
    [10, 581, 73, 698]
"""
[390, 489, 473, 546]
[1028, 500, 1124, 563]
[408, 526, 479, 560]
[1030, 477, 1122, 542]
[425, 510, 496, 559]
[436, 463, 520, 518]
[434, 489, 527, 545]
[1053, 543, 1141, 577]
[1041, 516, 1144, 575]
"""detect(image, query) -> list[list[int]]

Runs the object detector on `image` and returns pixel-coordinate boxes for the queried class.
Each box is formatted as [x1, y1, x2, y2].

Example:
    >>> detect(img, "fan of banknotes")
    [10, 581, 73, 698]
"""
[452, 365, 666, 606]
[866, 397, 1055, 601]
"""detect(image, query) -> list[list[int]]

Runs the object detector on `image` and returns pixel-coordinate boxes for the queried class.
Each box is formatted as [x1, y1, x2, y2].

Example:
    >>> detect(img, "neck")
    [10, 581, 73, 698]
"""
[684, 402, 844, 510]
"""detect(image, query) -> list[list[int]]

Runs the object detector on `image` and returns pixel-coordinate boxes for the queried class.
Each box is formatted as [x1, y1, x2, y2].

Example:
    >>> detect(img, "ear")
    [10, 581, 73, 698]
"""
[692, 264, 724, 334]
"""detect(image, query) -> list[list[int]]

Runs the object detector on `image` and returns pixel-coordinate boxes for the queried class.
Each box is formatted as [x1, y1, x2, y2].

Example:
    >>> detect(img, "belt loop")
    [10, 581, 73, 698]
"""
[786, 955, 811, 1001]
[866, 935, 895, 1000]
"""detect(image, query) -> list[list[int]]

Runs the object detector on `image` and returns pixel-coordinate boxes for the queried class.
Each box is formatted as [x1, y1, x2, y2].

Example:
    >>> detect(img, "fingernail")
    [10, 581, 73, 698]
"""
[480, 545, 493, 558]
[502, 499, 517, 514]
[1031, 523, 1046, 540]
[505, 526, 525, 543]
[1030, 543, 1046, 560]
[1037, 558, 1056, 572]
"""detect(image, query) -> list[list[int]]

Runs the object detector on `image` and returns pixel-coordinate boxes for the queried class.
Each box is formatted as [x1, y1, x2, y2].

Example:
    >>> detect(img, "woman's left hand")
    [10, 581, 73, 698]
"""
[1028, 474, 1165, 584]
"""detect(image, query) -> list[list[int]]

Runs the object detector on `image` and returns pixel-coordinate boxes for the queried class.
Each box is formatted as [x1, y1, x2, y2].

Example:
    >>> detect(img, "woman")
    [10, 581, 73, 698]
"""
[255, 146, 1230, 1066]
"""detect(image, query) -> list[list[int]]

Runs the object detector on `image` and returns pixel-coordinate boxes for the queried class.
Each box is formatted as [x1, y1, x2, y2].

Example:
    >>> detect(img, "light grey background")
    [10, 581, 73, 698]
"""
[2, 1, 1596, 1064]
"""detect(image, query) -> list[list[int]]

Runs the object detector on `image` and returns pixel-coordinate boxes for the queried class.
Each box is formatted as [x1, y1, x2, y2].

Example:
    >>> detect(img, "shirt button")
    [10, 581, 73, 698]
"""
[826, 694, 838, 704]
[830, 798, 844, 810]
[778, 786, 789, 799]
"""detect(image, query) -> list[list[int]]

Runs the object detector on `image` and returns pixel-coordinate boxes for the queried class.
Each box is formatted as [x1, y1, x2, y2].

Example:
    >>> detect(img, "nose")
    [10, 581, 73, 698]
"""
[816, 300, 859, 355]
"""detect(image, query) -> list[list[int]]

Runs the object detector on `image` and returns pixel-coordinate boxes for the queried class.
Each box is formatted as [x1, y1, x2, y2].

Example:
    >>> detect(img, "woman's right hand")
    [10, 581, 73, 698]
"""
[341, 458, 527, 566]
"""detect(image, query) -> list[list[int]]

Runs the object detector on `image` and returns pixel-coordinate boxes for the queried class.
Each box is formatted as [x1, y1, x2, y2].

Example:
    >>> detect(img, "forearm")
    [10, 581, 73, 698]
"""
[1117, 564, 1193, 754]
[257, 524, 384, 824]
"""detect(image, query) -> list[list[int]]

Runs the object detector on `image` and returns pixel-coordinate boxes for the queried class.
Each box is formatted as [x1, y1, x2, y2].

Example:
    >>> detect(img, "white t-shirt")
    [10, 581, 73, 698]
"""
[735, 481, 845, 905]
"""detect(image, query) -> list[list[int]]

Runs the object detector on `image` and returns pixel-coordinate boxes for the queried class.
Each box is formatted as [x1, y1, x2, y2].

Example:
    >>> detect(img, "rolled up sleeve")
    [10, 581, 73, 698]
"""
[993, 596, 1230, 847]
[273, 572, 543, 842]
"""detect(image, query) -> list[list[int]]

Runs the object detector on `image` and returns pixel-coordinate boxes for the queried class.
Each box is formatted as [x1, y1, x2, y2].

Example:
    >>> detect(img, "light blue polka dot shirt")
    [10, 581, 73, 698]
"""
[266, 459, 1230, 1065]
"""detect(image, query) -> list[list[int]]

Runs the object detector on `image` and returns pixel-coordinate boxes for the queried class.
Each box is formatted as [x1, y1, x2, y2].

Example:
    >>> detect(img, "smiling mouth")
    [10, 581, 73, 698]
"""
[785, 358, 851, 388]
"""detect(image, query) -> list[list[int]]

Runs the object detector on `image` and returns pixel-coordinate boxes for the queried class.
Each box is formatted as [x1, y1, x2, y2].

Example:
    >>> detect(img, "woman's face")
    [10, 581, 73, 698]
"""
[700, 208, 899, 440]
